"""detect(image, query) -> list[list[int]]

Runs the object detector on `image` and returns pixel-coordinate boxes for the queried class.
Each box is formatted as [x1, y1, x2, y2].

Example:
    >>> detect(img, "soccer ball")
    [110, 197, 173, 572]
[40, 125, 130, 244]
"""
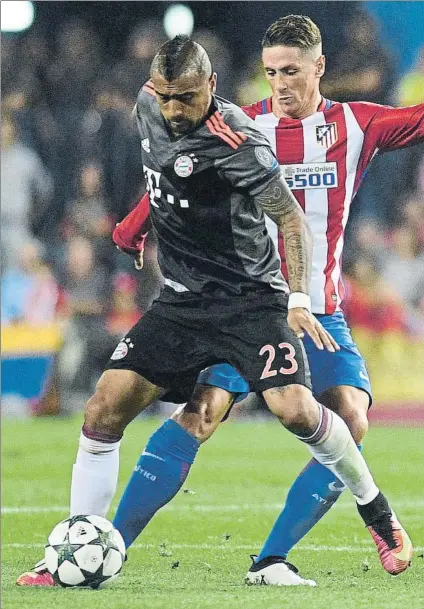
[44, 515, 126, 588]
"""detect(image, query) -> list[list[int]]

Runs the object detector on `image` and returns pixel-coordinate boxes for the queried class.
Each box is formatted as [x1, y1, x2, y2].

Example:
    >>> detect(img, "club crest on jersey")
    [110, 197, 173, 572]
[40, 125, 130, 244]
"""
[110, 337, 134, 360]
[316, 123, 338, 148]
[254, 146, 277, 169]
[174, 155, 194, 178]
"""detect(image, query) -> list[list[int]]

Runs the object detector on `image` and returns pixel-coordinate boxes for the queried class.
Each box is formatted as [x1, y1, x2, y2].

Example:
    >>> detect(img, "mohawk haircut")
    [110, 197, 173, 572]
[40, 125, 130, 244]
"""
[262, 15, 322, 51]
[151, 35, 210, 81]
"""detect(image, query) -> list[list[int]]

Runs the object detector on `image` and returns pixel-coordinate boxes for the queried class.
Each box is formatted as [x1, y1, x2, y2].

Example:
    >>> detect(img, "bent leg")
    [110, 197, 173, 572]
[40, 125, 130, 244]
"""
[263, 384, 378, 507]
[113, 384, 234, 548]
[71, 369, 165, 517]
[257, 385, 369, 560]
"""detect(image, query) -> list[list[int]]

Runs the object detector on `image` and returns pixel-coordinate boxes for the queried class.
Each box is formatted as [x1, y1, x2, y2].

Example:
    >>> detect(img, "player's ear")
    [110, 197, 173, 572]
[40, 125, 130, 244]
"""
[210, 72, 217, 94]
[316, 55, 325, 78]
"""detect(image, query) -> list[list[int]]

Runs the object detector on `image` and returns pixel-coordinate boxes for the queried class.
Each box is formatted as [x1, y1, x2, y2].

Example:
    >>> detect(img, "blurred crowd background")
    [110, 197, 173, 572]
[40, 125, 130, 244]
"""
[2, 1, 423, 417]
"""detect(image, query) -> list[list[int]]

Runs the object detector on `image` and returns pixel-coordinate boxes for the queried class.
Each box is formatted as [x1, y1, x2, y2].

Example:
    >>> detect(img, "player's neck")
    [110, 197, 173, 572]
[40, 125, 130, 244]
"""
[271, 90, 323, 120]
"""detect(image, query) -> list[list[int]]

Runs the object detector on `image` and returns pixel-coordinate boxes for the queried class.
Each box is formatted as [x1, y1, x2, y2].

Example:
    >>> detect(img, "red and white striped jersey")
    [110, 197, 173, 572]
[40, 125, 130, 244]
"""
[242, 98, 424, 314]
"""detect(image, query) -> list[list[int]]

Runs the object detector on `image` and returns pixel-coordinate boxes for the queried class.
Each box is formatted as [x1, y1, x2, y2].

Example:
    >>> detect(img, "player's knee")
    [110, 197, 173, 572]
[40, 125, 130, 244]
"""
[172, 401, 213, 443]
[264, 385, 318, 434]
[323, 387, 369, 444]
[172, 387, 232, 443]
[84, 369, 160, 436]
[84, 384, 127, 436]
[341, 407, 369, 444]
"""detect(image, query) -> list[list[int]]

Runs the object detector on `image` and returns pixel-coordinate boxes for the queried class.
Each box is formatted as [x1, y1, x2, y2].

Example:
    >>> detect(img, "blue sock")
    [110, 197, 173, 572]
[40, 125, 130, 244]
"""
[113, 419, 199, 548]
[257, 445, 363, 561]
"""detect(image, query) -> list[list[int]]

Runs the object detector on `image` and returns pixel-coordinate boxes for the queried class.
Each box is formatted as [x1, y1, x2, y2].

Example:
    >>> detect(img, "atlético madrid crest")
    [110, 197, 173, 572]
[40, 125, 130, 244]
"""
[316, 123, 338, 148]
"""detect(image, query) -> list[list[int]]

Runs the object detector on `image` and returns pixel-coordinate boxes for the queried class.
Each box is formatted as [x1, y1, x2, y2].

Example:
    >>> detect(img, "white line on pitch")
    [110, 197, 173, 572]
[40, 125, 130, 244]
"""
[3, 542, 424, 552]
[2, 500, 424, 514]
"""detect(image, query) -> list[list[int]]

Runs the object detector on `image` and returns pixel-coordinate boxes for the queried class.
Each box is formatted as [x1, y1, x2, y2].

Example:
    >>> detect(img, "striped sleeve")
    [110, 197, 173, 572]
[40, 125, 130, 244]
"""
[350, 102, 424, 152]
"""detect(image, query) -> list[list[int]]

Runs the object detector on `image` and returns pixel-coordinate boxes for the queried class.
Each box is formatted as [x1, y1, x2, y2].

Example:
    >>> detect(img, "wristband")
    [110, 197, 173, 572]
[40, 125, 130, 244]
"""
[288, 292, 311, 312]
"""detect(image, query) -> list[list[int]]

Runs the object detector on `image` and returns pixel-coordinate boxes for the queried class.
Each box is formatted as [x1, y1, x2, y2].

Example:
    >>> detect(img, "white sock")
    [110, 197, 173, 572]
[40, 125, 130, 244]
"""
[300, 405, 379, 504]
[70, 433, 121, 517]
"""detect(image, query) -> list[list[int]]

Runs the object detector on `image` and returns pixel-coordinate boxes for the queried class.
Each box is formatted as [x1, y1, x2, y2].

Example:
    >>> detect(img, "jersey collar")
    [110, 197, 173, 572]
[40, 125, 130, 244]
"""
[317, 97, 327, 111]
[266, 95, 331, 118]
[318, 97, 332, 111]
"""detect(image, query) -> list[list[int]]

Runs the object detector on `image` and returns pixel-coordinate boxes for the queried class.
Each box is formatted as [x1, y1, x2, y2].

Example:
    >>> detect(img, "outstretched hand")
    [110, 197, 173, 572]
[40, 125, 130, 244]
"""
[288, 308, 339, 352]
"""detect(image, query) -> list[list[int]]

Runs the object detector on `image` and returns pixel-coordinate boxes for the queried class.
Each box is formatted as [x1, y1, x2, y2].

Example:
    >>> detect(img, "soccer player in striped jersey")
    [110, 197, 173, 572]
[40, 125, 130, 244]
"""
[242, 15, 423, 585]
[111, 16, 422, 586]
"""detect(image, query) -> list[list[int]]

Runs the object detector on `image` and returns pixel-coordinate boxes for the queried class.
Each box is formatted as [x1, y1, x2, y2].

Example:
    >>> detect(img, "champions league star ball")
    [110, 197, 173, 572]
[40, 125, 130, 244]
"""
[44, 515, 126, 588]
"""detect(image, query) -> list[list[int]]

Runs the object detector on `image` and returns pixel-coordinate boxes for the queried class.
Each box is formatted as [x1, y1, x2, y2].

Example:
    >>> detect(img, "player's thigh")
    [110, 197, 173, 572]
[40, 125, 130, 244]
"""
[84, 369, 166, 434]
[197, 363, 250, 404]
[303, 313, 372, 403]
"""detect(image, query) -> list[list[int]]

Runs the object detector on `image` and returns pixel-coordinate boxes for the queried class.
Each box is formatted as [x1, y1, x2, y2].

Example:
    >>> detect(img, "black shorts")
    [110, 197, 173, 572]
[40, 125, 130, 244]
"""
[106, 288, 311, 401]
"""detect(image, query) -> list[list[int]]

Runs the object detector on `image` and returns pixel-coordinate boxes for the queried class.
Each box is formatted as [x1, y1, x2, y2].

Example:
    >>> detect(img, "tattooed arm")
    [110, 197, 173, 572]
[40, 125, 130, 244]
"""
[254, 172, 338, 352]
[255, 172, 312, 295]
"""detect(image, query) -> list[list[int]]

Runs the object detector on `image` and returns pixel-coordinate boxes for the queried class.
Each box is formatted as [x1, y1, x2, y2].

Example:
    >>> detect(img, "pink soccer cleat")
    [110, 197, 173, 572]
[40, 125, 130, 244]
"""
[16, 559, 56, 587]
[367, 513, 413, 575]
[358, 492, 413, 575]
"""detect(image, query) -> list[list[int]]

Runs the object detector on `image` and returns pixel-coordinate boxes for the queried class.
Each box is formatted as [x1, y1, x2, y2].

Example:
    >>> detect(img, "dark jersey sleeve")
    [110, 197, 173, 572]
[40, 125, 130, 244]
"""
[215, 144, 280, 196]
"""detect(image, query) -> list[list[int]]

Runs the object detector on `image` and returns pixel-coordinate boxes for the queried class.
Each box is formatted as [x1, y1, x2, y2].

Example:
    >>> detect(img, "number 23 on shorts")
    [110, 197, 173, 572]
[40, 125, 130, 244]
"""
[259, 342, 299, 379]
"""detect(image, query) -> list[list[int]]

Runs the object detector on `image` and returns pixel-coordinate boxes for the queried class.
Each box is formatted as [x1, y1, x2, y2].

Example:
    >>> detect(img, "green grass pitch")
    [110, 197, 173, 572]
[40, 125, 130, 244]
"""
[2, 417, 424, 609]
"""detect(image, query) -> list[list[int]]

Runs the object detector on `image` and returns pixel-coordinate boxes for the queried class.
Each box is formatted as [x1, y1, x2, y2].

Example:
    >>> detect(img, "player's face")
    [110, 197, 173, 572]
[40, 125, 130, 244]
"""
[152, 71, 217, 137]
[262, 45, 325, 119]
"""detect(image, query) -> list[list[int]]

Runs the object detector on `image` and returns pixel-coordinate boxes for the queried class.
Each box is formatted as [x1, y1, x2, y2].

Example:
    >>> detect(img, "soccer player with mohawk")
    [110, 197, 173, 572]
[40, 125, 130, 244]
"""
[17, 20, 422, 588]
